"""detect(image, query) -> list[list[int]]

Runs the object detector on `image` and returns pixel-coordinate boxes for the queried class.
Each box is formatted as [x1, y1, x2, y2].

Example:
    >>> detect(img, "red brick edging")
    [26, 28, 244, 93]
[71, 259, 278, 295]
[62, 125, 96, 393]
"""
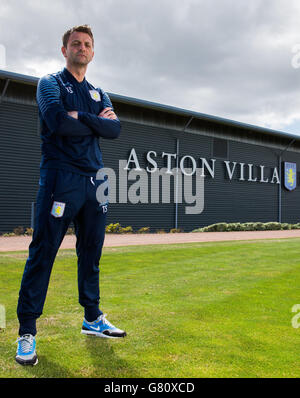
[1, 230, 300, 252]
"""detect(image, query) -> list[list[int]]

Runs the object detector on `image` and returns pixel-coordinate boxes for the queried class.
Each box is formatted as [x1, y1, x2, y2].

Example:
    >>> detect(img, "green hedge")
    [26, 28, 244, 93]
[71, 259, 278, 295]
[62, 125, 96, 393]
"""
[105, 223, 133, 234]
[3, 222, 300, 237]
[192, 222, 300, 233]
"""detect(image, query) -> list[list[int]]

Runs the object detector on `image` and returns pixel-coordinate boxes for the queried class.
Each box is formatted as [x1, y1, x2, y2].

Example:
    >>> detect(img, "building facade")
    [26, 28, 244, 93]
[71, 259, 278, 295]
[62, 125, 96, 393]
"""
[1, 69, 300, 233]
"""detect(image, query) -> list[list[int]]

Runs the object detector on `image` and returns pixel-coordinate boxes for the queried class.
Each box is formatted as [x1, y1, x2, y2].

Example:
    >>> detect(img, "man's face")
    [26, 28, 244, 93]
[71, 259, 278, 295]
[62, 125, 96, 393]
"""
[62, 31, 94, 66]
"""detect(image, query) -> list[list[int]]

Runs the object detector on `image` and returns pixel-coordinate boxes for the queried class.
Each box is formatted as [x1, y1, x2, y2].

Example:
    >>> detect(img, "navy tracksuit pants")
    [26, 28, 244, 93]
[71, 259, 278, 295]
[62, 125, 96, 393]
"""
[17, 168, 108, 336]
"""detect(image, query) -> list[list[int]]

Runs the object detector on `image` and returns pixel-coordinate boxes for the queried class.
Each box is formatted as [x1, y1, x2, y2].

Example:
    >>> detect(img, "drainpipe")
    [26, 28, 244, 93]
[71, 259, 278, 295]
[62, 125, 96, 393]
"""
[277, 138, 295, 223]
[0, 78, 10, 104]
[175, 116, 194, 229]
[175, 138, 180, 229]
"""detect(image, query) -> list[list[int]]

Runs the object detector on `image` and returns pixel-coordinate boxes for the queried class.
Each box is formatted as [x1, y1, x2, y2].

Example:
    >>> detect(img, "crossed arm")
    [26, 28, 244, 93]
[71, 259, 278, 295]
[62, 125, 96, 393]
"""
[37, 75, 121, 139]
[68, 107, 117, 120]
[69, 107, 121, 139]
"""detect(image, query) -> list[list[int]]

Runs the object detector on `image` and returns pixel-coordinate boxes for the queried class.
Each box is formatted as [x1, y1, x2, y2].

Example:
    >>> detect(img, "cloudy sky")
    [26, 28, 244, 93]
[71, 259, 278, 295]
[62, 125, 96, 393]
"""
[1, 0, 300, 135]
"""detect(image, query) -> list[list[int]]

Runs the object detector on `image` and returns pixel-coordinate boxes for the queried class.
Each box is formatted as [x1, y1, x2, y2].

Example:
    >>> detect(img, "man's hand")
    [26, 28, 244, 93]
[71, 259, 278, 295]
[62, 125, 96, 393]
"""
[98, 107, 118, 120]
[68, 111, 78, 119]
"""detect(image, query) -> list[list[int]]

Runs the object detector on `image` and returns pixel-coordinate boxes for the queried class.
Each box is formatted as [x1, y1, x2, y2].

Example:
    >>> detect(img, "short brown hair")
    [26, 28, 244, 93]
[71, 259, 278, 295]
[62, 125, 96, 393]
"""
[62, 25, 94, 48]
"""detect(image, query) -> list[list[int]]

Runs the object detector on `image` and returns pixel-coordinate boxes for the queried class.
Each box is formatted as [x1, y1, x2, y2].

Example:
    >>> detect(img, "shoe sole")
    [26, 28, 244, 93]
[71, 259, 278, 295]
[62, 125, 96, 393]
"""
[81, 329, 126, 339]
[15, 355, 38, 366]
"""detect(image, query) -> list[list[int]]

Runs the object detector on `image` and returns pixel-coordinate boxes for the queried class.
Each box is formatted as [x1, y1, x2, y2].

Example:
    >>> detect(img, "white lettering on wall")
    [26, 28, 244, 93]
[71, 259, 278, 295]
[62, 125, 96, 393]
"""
[162, 152, 177, 174]
[224, 161, 237, 180]
[200, 158, 216, 178]
[124, 148, 142, 171]
[125, 149, 281, 186]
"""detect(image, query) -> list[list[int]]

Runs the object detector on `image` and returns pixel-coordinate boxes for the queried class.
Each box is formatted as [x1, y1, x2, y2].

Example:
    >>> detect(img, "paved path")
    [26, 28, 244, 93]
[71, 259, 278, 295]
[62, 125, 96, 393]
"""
[1, 230, 300, 252]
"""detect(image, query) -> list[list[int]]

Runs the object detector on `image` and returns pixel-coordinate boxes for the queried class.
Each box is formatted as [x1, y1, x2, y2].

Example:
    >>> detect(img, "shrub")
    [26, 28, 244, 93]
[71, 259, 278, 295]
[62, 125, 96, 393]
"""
[106, 223, 122, 233]
[156, 229, 166, 234]
[201, 225, 213, 232]
[105, 223, 133, 234]
[223, 223, 233, 232]
[170, 228, 183, 233]
[192, 221, 297, 233]
[263, 222, 282, 231]
[13, 226, 24, 236]
[137, 227, 150, 234]
[280, 223, 291, 230]
[241, 222, 256, 231]
[119, 226, 133, 234]
[201, 223, 228, 232]
[25, 228, 34, 236]
[227, 223, 243, 231]
[252, 222, 265, 231]
[216, 223, 227, 232]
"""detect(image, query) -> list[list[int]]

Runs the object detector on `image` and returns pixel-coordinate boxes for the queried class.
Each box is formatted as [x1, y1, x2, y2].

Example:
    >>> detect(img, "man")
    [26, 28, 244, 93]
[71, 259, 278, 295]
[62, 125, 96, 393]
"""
[15, 25, 126, 366]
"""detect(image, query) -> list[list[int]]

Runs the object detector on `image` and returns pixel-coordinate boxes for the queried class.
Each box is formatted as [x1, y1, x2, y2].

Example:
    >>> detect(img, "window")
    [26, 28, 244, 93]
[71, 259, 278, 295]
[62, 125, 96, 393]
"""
[213, 138, 228, 158]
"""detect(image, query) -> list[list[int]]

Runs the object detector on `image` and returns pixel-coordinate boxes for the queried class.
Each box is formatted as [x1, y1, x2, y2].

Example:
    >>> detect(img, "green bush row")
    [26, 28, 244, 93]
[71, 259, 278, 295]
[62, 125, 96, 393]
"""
[192, 222, 300, 233]
[0, 224, 185, 236]
[5, 221, 298, 236]
[105, 224, 183, 234]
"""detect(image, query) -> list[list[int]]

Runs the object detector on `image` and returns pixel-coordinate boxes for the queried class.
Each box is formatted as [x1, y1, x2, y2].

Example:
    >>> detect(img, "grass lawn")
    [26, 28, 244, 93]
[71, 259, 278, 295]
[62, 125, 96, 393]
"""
[1, 238, 300, 378]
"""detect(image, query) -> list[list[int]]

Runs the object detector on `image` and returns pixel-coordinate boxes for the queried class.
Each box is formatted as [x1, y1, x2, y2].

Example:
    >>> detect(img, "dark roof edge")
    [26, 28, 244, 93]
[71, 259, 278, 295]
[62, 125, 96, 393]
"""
[0, 69, 39, 85]
[110, 93, 300, 142]
[1, 69, 299, 143]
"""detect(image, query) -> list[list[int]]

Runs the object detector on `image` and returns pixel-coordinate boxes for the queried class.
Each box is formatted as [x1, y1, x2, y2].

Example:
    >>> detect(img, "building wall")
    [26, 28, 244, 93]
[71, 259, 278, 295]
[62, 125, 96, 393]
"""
[1, 89, 300, 233]
[101, 120, 300, 231]
[0, 100, 40, 234]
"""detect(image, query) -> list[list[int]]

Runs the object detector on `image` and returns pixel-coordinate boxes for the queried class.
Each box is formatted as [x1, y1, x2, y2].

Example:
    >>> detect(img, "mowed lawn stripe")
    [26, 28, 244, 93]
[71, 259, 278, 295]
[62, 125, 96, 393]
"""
[0, 239, 300, 377]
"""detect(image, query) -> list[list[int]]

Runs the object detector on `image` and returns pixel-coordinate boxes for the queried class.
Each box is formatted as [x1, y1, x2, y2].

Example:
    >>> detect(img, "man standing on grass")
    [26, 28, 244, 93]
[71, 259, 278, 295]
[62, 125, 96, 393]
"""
[15, 25, 126, 366]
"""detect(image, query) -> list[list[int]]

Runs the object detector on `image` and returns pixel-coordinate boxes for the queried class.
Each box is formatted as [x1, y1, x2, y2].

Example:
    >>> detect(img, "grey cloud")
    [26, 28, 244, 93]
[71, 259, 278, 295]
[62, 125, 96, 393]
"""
[1, 0, 300, 133]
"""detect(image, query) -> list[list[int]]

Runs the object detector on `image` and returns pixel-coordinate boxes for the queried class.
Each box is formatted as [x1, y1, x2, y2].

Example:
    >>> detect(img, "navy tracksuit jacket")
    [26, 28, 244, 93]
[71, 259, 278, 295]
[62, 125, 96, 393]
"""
[17, 68, 121, 335]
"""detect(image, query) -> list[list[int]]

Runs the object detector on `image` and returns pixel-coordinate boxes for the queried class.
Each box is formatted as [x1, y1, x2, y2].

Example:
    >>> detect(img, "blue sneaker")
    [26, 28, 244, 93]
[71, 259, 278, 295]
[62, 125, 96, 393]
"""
[15, 334, 38, 366]
[81, 314, 126, 338]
